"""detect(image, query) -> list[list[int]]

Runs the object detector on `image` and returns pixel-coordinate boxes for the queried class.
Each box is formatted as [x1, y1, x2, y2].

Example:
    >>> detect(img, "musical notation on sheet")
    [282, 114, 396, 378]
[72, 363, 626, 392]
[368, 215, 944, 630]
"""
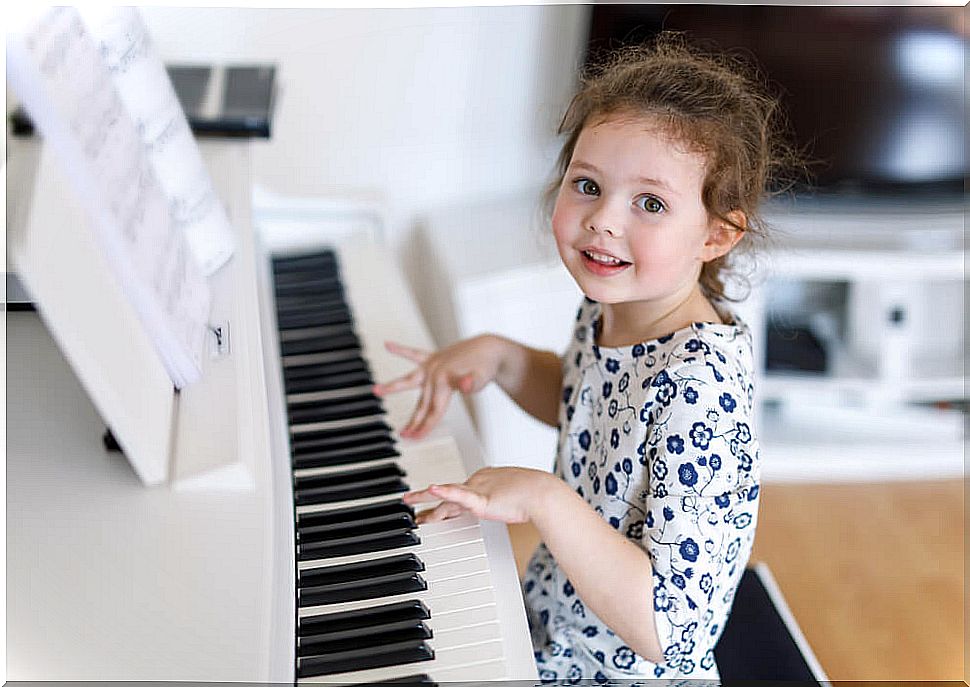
[81, 6, 237, 276]
[7, 7, 210, 388]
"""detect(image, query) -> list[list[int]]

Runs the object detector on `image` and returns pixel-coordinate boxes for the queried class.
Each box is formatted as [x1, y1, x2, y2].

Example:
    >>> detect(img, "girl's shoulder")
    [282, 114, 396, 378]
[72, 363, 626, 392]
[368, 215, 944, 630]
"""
[661, 320, 755, 383]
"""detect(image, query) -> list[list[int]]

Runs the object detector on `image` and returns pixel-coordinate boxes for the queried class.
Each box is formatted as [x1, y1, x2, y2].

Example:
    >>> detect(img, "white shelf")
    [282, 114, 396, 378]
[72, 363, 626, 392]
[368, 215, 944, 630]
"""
[762, 349, 965, 404]
[759, 401, 966, 482]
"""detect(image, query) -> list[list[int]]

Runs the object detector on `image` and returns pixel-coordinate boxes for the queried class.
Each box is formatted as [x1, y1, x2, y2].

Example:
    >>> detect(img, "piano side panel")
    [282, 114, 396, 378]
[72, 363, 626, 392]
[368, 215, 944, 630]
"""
[254, 230, 300, 682]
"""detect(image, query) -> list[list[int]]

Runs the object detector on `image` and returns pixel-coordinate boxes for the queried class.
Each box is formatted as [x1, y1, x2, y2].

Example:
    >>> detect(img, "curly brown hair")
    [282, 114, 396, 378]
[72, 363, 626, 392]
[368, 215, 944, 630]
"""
[544, 32, 804, 302]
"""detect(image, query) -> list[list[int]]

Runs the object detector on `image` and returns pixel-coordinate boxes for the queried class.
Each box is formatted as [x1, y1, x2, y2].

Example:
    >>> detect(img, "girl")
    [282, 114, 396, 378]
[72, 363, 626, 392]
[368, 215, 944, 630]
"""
[374, 35, 797, 682]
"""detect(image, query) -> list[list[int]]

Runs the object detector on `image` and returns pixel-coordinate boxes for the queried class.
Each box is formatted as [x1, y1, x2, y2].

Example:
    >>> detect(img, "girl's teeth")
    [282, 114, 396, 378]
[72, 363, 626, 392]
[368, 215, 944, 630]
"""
[585, 251, 623, 265]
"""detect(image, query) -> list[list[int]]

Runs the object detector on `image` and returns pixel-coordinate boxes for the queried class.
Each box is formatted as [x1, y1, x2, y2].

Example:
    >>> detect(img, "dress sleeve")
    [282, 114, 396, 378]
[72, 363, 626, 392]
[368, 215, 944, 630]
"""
[636, 347, 761, 675]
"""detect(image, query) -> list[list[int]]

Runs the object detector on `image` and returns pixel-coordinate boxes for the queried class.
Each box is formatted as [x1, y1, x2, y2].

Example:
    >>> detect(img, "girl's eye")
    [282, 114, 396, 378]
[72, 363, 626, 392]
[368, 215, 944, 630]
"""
[636, 195, 666, 214]
[573, 178, 600, 196]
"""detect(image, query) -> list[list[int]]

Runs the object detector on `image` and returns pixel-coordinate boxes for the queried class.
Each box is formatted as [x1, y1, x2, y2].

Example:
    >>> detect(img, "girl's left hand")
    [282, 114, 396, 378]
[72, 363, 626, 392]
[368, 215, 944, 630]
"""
[403, 466, 555, 525]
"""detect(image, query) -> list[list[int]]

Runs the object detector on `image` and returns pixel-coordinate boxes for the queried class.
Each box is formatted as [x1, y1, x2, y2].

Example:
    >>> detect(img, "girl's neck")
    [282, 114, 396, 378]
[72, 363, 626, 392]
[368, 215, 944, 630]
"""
[596, 285, 724, 348]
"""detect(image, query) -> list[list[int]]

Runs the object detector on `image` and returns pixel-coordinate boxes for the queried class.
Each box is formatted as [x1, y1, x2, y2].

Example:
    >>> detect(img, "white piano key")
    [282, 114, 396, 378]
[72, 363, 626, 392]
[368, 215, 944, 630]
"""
[291, 414, 386, 436]
[287, 385, 374, 404]
[420, 554, 490, 581]
[283, 348, 362, 368]
[417, 540, 488, 567]
[427, 600, 498, 631]
[428, 659, 509, 682]
[432, 620, 504, 647]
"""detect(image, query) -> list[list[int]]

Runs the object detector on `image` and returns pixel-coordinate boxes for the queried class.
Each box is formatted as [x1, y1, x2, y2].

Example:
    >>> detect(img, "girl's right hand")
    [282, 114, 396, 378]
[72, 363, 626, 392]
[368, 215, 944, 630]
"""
[373, 335, 507, 439]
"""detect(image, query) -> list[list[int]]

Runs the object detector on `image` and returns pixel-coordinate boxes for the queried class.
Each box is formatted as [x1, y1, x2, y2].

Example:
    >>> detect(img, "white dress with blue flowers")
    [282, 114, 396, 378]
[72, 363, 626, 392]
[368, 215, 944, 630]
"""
[522, 298, 762, 683]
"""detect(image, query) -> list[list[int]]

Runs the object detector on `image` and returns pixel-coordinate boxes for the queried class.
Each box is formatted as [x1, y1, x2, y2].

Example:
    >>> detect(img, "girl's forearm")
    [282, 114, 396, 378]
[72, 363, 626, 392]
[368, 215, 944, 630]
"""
[530, 475, 664, 664]
[491, 335, 562, 427]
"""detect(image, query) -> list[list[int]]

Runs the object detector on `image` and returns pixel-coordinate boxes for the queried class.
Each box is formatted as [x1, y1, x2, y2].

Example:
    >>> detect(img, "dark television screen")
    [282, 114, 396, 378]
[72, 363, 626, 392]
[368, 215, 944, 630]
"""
[587, 5, 966, 194]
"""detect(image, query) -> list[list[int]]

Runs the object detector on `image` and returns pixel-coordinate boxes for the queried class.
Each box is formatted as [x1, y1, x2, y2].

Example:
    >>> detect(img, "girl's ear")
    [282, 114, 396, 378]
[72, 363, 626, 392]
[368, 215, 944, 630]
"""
[702, 210, 746, 261]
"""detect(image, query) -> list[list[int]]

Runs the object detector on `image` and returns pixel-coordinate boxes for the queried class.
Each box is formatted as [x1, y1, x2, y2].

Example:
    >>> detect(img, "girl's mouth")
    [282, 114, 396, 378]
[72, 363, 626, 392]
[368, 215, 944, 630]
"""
[581, 249, 631, 275]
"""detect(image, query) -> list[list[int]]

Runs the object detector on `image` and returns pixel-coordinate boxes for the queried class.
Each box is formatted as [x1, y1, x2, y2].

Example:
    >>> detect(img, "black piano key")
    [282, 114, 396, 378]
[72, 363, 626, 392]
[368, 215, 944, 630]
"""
[294, 475, 408, 506]
[299, 568, 427, 605]
[275, 294, 348, 314]
[298, 619, 432, 655]
[278, 322, 356, 343]
[272, 251, 338, 272]
[275, 276, 344, 296]
[299, 530, 421, 562]
[279, 313, 354, 333]
[298, 552, 423, 584]
[295, 462, 403, 488]
[296, 499, 415, 529]
[298, 511, 416, 543]
[342, 675, 436, 687]
[272, 266, 338, 285]
[288, 397, 384, 424]
[281, 332, 361, 357]
[298, 510, 419, 558]
[299, 511, 416, 541]
[293, 441, 399, 470]
[290, 420, 392, 445]
[283, 357, 369, 381]
[299, 599, 431, 637]
[293, 466, 407, 505]
[297, 639, 434, 678]
[276, 294, 348, 314]
[277, 305, 353, 329]
[289, 390, 381, 409]
[276, 296, 353, 316]
[291, 426, 392, 455]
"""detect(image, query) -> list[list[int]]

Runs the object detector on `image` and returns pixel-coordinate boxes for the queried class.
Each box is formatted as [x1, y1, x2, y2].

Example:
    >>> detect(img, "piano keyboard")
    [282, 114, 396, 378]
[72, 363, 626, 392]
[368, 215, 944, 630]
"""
[270, 249, 520, 683]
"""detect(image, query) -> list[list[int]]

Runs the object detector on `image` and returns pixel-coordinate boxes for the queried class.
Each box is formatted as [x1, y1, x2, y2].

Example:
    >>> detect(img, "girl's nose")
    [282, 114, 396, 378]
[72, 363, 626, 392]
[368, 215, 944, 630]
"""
[587, 198, 624, 237]
[589, 219, 621, 237]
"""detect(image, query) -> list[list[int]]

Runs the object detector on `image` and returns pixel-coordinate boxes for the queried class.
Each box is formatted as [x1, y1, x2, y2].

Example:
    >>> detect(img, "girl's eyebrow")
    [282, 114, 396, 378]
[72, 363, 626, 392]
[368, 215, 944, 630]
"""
[570, 160, 677, 196]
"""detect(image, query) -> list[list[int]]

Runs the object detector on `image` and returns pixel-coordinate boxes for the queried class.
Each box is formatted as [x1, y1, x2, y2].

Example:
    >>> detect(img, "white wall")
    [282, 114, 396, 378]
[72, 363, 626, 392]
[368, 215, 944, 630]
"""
[141, 6, 589, 256]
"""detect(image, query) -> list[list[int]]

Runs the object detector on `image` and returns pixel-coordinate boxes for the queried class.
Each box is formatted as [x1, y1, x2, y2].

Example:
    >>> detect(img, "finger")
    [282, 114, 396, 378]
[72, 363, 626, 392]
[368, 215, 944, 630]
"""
[373, 368, 424, 397]
[384, 341, 430, 364]
[409, 374, 452, 438]
[402, 375, 435, 437]
[401, 487, 440, 505]
[416, 501, 466, 524]
[428, 483, 486, 516]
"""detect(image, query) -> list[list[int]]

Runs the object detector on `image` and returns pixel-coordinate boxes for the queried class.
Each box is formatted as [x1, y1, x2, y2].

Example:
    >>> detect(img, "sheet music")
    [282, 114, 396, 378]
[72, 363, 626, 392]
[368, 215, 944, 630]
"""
[80, 6, 237, 276]
[7, 7, 210, 388]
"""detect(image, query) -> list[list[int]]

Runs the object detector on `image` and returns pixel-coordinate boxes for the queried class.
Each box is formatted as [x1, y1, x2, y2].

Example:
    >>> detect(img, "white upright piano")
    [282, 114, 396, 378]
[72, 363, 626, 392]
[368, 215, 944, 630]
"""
[6, 136, 538, 683]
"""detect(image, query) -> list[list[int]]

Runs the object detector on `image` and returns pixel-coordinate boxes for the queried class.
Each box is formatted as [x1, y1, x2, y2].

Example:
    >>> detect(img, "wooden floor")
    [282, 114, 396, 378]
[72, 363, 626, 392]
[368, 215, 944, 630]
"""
[507, 478, 965, 682]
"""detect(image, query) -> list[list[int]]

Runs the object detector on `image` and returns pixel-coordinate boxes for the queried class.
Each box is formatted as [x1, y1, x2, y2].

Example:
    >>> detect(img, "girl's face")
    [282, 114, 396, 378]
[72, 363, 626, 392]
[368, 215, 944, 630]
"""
[552, 113, 725, 308]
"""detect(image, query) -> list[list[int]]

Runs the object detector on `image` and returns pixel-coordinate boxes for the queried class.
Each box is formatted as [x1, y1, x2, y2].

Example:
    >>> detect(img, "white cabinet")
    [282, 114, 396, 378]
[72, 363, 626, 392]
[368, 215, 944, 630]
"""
[747, 198, 965, 481]
[415, 191, 966, 481]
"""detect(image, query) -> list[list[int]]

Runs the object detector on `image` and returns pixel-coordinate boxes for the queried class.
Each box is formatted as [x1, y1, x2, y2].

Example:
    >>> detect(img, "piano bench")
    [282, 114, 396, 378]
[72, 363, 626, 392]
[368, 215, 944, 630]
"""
[714, 563, 827, 684]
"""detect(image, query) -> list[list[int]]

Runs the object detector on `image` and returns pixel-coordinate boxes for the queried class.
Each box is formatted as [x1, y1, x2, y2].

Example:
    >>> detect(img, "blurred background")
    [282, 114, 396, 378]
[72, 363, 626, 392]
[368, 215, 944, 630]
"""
[7, 3, 966, 682]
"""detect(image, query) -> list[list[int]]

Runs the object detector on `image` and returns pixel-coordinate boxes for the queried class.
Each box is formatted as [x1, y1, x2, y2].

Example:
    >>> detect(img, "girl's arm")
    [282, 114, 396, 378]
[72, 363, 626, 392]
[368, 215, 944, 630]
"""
[405, 468, 664, 665]
[492, 335, 562, 427]
[374, 334, 561, 438]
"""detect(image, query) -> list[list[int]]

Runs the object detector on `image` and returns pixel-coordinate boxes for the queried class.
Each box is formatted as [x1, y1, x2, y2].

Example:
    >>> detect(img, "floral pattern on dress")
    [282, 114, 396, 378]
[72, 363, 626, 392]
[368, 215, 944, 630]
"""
[523, 298, 762, 682]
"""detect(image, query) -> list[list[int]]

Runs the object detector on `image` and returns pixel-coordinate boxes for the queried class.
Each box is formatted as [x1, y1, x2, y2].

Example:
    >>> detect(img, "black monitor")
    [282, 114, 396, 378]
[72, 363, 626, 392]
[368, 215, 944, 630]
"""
[587, 5, 966, 195]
